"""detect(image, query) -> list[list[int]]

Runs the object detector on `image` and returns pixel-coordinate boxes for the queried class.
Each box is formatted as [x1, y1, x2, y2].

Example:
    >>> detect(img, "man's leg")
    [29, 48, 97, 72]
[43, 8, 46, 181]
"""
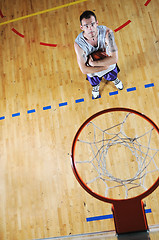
[112, 78, 123, 90]
[86, 75, 102, 99]
[103, 65, 123, 90]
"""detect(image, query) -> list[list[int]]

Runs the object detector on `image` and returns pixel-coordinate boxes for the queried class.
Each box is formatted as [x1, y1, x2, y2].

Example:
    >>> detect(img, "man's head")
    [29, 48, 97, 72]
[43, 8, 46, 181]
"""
[80, 10, 98, 39]
[80, 10, 97, 25]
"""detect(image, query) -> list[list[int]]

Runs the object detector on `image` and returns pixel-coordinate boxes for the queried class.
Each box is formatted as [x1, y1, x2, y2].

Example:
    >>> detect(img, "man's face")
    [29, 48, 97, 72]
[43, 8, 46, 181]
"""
[80, 16, 98, 39]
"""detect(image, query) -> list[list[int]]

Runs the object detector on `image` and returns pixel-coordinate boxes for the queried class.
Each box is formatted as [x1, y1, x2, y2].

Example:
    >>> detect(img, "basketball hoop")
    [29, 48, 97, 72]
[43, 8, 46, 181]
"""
[71, 108, 159, 234]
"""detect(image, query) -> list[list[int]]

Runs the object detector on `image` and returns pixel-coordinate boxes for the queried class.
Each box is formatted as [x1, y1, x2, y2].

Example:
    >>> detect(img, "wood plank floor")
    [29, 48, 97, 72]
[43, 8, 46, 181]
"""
[0, 0, 159, 239]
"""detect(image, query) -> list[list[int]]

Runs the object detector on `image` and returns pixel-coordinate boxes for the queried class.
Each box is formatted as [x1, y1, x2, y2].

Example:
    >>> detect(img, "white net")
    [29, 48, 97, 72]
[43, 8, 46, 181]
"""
[74, 111, 159, 199]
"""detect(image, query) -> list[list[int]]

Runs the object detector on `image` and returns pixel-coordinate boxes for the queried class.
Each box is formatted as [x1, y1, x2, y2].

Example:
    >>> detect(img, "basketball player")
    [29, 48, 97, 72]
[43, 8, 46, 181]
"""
[74, 10, 123, 99]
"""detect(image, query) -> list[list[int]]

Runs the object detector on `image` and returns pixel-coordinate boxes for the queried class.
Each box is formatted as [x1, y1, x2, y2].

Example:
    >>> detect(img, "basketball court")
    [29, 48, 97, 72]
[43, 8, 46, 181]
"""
[0, 0, 159, 239]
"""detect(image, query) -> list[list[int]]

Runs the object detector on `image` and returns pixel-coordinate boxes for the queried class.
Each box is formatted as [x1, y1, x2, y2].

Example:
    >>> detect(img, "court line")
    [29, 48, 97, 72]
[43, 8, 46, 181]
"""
[87, 214, 113, 222]
[27, 109, 36, 114]
[0, 9, 5, 18]
[10, 18, 132, 45]
[144, 0, 151, 6]
[109, 91, 118, 96]
[12, 112, 20, 118]
[114, 20, 131, 32]
[0, 0, 88, 26]
[86, 209, 152, 222]
[75, 98, 84, 103]
[0, 83, 155, 121]
[59, 102, 68, 107]
[43, 106, 51, 110]
[12, 28, 24, 38]
[0, 116, 5, 120]
[145, 83, 154, 88]
[127, 87, 136, 92]
[40, 42, 57, 47]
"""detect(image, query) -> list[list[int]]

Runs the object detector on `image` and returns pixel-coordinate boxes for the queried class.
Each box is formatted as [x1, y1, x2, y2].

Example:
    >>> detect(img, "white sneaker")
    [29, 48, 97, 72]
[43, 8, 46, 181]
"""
[92, 84, 100, 99]
[112, 78, 123, 90]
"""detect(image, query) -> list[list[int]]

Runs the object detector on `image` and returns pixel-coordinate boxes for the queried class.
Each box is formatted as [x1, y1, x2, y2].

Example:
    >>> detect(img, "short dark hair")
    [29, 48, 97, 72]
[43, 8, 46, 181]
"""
[80, 10, 97, 25]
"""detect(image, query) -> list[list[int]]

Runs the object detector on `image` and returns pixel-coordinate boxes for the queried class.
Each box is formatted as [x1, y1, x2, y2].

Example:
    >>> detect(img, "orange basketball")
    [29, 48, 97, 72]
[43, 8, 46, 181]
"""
[91, 50, 108, 61]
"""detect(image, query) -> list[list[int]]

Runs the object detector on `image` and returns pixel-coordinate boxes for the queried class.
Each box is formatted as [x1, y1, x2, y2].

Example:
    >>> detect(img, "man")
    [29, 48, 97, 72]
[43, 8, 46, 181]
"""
[74, 10, 123, 99]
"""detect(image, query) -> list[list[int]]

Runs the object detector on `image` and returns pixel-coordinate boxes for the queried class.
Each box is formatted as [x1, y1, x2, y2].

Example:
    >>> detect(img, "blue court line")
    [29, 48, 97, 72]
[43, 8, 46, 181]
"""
[145, 83, 154, 88]
[12, 112, 20, 117]
[27, 109, 36, 114]
[109, 91, 118, 96]
[145, 208, 152, 213]
[59, 102, 67, 107]
[86, 214, 113, 222]
[43, 105, 51, 110]
[0, 84, 156, 121]
[86, 209, 152, 222]
[75, 98, 84, 103]
[0, 116, 5, 120]
[127, 87, 136, 92]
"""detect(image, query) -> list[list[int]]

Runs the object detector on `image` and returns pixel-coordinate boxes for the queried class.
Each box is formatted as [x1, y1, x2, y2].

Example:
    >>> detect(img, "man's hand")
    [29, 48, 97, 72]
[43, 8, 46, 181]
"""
[87, 53, 109, 68]
[88, 55, 95, 67]
[74, 42, 111, 74]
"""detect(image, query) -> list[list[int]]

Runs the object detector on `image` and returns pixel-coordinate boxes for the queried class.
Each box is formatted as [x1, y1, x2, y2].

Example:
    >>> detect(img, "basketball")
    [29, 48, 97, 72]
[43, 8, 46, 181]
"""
[91, 50, 108, 61]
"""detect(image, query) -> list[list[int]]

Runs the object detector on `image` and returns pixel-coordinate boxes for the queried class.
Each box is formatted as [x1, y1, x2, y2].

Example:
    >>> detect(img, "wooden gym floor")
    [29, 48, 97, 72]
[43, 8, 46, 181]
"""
[0, 0, 159, 239]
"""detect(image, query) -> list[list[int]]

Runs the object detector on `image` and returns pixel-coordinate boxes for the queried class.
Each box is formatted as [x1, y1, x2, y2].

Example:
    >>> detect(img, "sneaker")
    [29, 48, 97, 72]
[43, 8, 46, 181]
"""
[92, 84, 100, 99]
[112, 78, 123, 90]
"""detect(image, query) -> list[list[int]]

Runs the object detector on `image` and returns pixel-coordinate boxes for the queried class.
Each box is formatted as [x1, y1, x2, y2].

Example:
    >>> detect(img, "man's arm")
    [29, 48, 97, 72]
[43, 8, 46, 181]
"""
[74, 42, 109, 75]
[88, 30, 118, 67]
